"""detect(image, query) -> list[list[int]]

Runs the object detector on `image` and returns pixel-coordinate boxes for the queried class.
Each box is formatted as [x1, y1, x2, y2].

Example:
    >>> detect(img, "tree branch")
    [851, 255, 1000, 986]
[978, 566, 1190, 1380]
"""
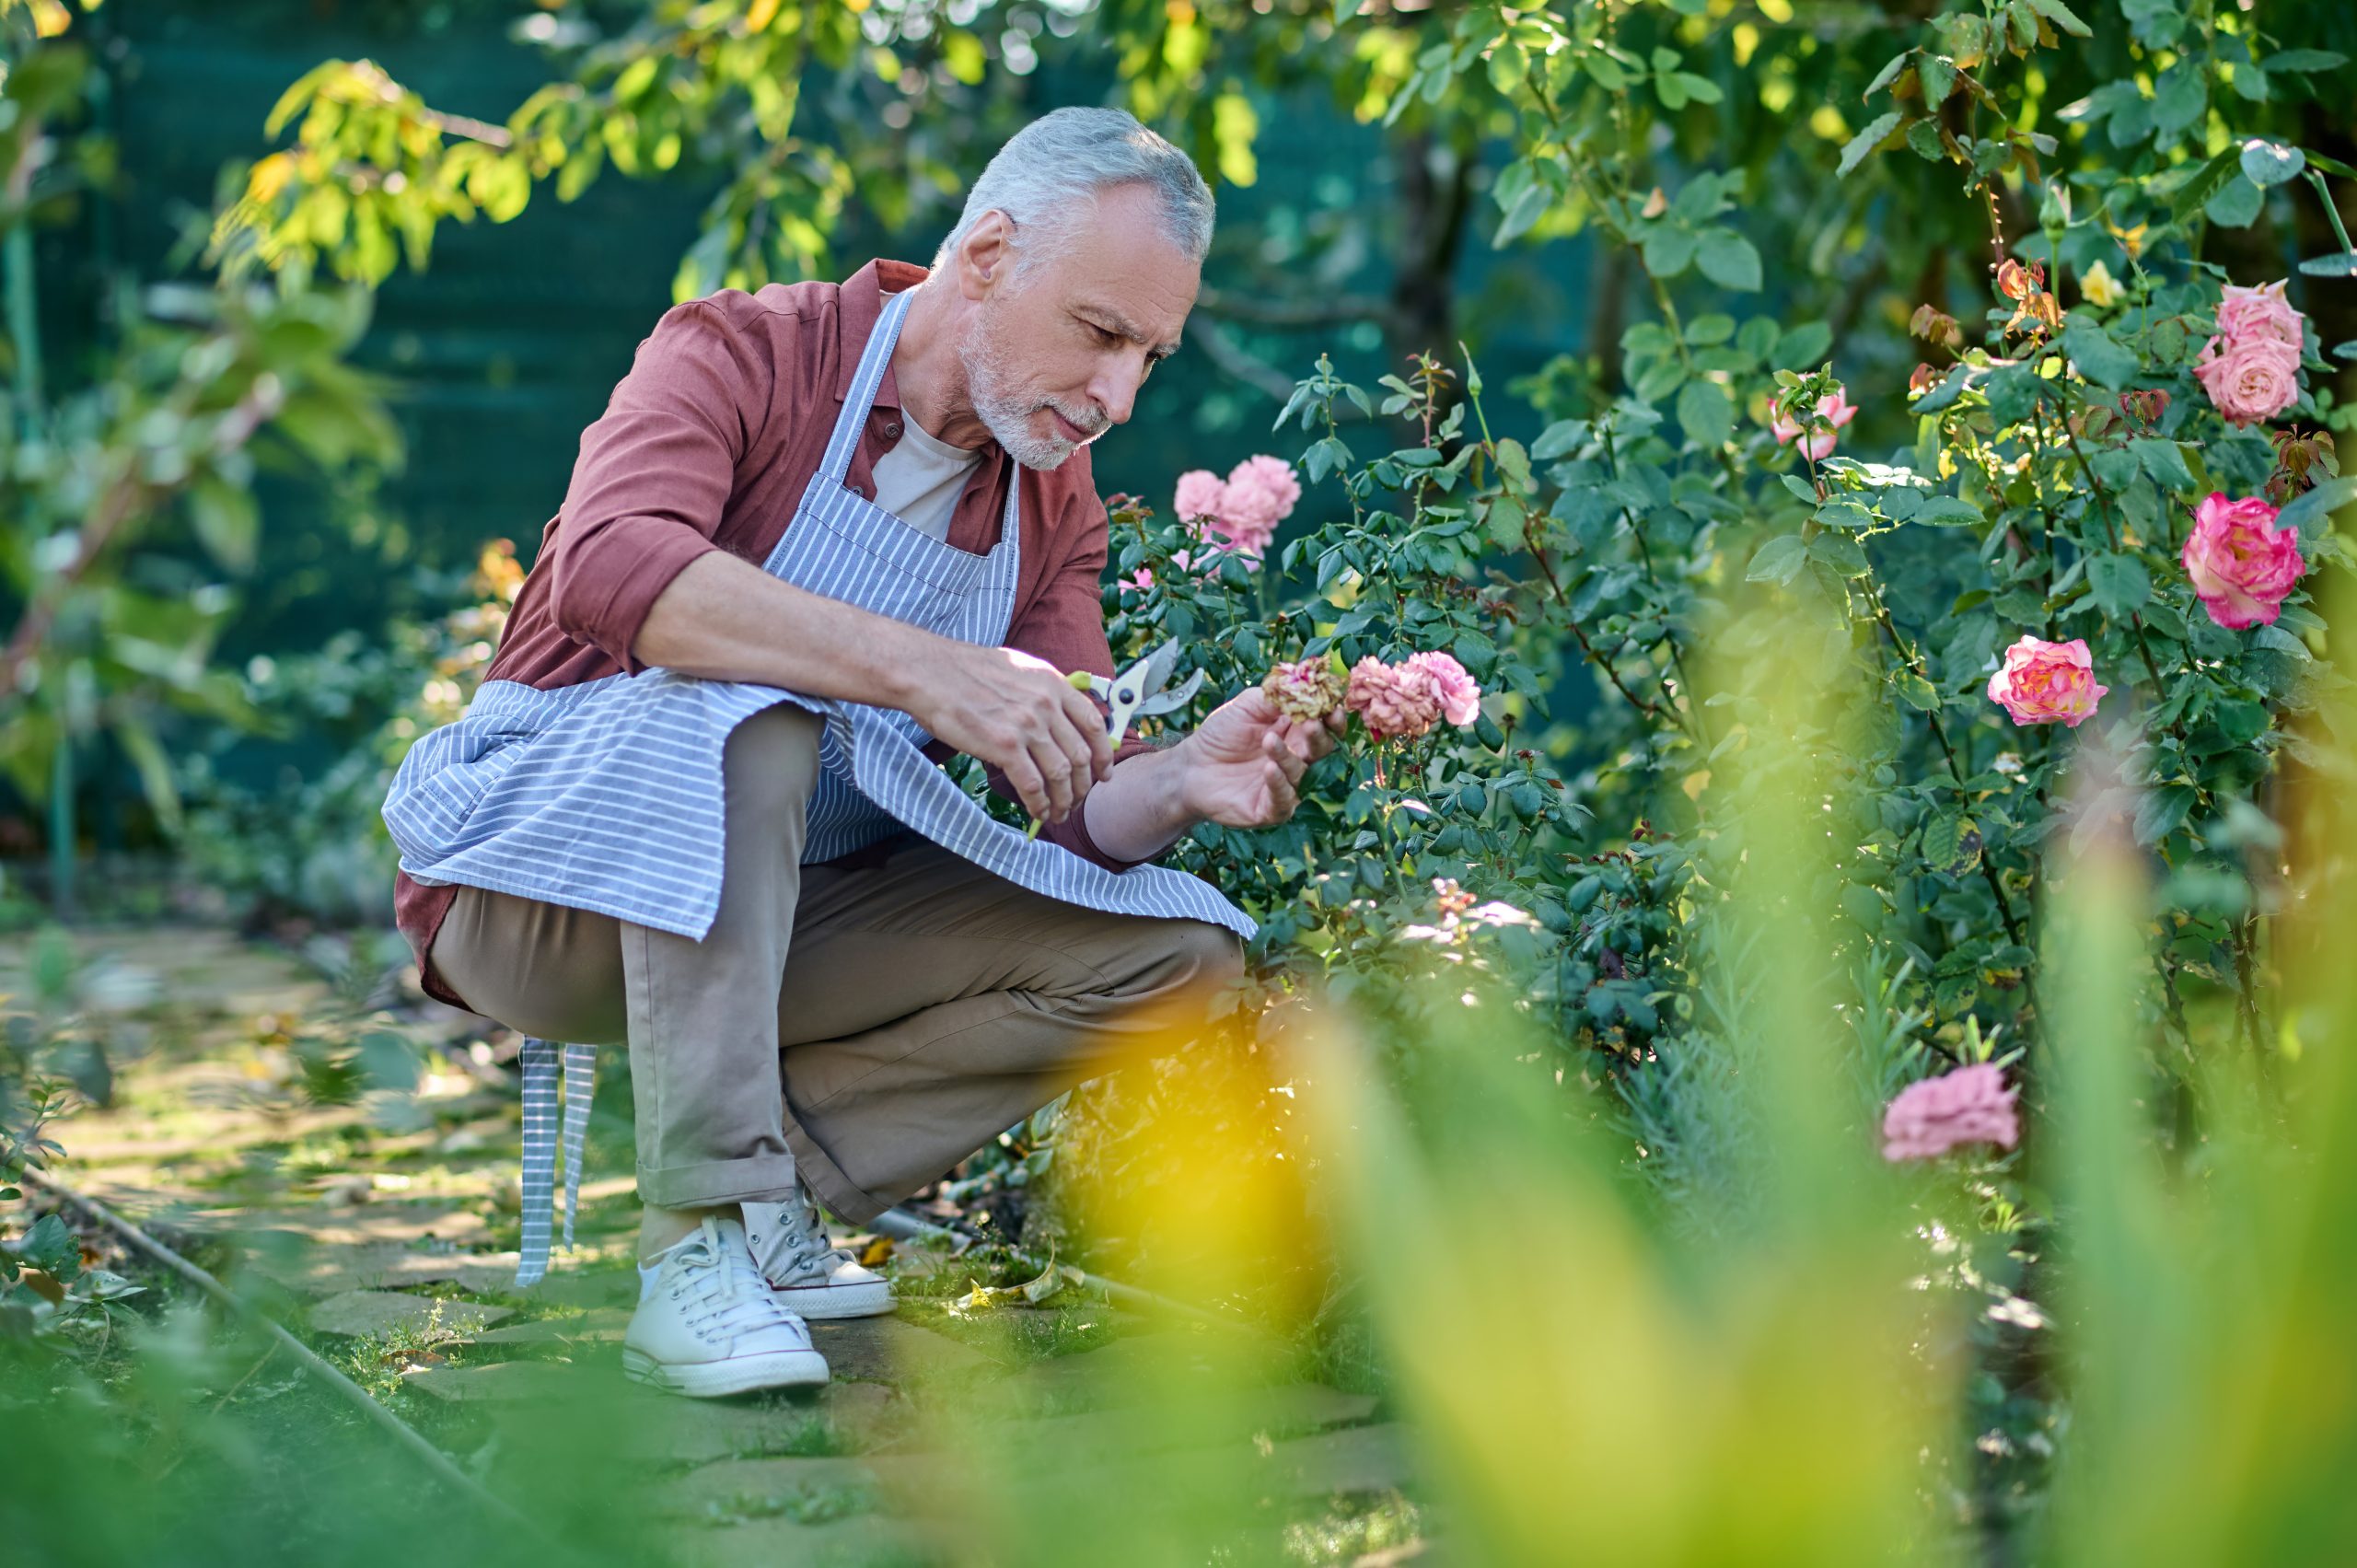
[1188, 315, 1371, 419]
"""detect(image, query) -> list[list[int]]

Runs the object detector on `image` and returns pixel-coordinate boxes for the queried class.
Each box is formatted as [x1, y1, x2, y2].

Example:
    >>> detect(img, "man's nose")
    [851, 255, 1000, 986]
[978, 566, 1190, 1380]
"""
[1087, 358, 1144, 427]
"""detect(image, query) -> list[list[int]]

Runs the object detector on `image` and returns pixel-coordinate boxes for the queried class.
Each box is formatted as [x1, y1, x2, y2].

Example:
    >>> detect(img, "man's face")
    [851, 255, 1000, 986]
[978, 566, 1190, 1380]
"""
[957, 182, 1198, 470]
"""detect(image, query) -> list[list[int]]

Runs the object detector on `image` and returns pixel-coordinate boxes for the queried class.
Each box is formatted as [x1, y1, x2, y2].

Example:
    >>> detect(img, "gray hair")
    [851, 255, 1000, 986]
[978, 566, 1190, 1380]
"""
[929, 108, 1214, 283]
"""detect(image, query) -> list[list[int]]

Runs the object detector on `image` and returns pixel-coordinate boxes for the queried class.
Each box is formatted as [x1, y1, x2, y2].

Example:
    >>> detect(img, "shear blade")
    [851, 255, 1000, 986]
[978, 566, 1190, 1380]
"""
[1135, 667, 1204, 714]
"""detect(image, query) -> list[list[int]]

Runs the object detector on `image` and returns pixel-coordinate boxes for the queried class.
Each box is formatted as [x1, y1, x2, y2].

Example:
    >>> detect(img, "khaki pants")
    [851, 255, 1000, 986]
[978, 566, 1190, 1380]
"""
[428, 705, 1244, 1225]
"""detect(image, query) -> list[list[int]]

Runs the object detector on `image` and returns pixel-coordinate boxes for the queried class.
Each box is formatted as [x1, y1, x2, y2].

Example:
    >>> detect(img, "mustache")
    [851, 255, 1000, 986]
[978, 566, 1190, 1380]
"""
[1041, 400, 1108, 440]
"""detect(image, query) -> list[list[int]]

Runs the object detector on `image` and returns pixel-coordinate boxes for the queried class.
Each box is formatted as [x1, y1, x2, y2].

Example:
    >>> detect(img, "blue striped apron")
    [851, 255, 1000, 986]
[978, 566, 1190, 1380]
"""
[383, 286, 1253, 1284]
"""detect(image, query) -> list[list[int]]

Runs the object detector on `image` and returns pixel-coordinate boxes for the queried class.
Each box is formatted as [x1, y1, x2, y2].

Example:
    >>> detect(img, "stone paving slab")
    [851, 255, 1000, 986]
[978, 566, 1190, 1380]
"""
[807, 1316, 995, 1385]
[658, 1412, 1414, 1527]
[675, 1509, 934, 1568]
[412, 1363, 907, 1457]
[472, 1307, 632, 1346]
[308, 1289, 513, 1338]
[992, 1327, 1292, 1416]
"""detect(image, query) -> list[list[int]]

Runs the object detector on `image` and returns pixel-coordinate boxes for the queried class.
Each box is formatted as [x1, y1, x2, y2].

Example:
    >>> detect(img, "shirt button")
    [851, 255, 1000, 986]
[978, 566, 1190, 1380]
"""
[883, 421, 902, 439]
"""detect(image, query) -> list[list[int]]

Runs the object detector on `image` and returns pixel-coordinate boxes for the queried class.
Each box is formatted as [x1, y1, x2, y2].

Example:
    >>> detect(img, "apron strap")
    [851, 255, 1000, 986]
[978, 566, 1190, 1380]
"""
[514, 1038, 597, 1288]
[818, 286, 916, 485]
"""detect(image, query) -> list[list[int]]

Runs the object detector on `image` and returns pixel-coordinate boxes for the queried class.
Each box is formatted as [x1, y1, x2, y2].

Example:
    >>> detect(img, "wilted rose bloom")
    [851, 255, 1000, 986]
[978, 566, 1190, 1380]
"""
[1881, 1063, 2020, 1161]
[1399, 649, 1482, 727]
[2212, 280, 2305, 354]
[1986, 634, 2107, 728]
[2079, 260, 2125, 309]
[1770, 385, 1857, 461]
[2182, 493, 2306, 630]
[1261, 657, 1344, 721]
[2195, 334, 2302, 426]
[2118, 387, 2170, 428]
[1346, 656, 1442, 742]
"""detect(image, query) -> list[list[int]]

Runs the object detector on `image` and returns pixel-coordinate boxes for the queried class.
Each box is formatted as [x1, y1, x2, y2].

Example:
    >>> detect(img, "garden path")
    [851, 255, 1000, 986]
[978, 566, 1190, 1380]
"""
[21, 924, 1429, 1566]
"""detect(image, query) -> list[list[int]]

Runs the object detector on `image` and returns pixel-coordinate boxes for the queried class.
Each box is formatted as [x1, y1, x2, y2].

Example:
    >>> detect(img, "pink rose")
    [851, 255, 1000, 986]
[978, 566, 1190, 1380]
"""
[1213, 455, 1302, 557]
[1173, 470, 1225, 523]
[1119, 547, 1206, 592]
[2194, 334, 2301, 426]
[1881, 1063, 2020, 1161]
[2212, 281, 2305, 355]
[1400, 650, 1482, 727]
[2182, 493, 2306, 630]
[1986, 634, 2107, 729]
[1770, 385, 1857, 461]
[1345, 656, 1442, 742]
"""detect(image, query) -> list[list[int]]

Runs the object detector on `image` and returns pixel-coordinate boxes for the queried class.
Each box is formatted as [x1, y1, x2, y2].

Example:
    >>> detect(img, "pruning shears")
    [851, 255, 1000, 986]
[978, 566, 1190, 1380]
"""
[1021, 641, 1204, 839]
[1065, 639, 1206, 748]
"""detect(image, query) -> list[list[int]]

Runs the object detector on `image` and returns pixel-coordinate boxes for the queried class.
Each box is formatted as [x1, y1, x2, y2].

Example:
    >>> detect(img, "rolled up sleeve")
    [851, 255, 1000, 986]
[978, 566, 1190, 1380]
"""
[544, 301, 769, 672]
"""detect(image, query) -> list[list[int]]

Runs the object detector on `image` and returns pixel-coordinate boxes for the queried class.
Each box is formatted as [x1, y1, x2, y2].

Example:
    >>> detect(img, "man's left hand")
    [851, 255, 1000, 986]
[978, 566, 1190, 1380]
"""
[1171, 689, 1345, 829]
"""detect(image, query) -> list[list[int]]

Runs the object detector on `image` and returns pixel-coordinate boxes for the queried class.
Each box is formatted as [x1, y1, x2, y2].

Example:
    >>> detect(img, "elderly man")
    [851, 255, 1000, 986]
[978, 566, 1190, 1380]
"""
[382, 109, 1334, 1397]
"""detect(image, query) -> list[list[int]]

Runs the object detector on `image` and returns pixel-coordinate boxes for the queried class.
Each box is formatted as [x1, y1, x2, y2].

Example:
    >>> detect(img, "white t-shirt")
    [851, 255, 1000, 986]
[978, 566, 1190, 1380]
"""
[871, 411, 984, 543]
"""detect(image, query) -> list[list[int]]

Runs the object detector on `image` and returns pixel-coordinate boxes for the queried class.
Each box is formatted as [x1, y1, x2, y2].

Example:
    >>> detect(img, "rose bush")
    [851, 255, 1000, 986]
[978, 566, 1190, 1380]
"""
[1062, 6, 2352, 1544]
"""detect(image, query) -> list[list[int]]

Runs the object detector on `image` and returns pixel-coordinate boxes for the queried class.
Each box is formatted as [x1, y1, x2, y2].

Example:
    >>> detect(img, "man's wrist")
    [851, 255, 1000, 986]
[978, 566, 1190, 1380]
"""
[865, 619, 940, 712]
[1079, 737, 1202, 864]
[1157, 732, 1209, 826]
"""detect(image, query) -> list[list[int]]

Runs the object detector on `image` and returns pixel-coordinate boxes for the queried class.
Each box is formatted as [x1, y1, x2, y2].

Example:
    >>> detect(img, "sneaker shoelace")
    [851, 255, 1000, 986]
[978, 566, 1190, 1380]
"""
[674, 1221, 807, 1340]
[758, 1193, 856, 1280]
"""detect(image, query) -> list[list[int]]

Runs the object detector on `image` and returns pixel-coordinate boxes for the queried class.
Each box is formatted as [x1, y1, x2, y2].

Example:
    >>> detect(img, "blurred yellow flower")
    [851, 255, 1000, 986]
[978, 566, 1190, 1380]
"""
[2081, 260, 2124, 308]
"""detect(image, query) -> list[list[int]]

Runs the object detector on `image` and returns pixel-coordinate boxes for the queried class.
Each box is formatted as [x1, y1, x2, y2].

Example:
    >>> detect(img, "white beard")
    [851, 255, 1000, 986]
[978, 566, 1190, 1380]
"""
[957, 299, 1106, 471]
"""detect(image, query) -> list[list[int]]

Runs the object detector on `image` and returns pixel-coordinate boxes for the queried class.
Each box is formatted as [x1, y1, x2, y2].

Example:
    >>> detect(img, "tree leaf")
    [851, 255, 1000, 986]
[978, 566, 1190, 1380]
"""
[2130, 436, 2194, 492]
[2239, 139, 2305, 188]
[1747, 534, 1807, 584]
[1694, 228, 1762, 291]
[2134, 784, 2197, 846]
[2087, 552, 2153, 616]
[2062, 318, 2140, 388]
[189, 478, 260, 574]
[1839, 110, 1904, 177]
[1914, 495, 1984, 527]
[1642, 226, 1698, 277]
[2154, 64, 2206, 136]
[1922, 808, 1982, 876]
[2205, 173, 2263, 228]
[2276, 476, 2357, 544]
[1677, 378, 1734, 448]
[1809, 532, 1872, 577]
[2026, 0, 2093, 37]
[1493, 183, 1553, 248]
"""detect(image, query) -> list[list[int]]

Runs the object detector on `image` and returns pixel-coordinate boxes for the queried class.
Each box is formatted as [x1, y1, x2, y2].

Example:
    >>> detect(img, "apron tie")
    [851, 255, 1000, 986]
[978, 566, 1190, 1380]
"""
[516, 1038, 597, 1288]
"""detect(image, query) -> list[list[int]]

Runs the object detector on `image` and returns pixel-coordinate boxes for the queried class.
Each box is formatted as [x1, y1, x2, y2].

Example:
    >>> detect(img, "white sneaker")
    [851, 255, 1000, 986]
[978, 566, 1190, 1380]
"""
[621, 1217, 830, 1397]
[742, 1188, 895, 1319]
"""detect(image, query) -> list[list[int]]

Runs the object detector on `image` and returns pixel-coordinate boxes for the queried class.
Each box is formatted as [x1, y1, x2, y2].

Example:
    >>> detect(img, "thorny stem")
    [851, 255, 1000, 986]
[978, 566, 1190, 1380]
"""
[1861, 577, 2046, 1043]
[1598, 422, 1707, 734]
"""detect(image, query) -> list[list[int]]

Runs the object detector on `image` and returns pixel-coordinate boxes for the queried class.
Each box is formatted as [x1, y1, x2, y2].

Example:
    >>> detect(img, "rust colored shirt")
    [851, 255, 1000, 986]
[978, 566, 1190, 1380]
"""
[396, 258, 1152, 1006]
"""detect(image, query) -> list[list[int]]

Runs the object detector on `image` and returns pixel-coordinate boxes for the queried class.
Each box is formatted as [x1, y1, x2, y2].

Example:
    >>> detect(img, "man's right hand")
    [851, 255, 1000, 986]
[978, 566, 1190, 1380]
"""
[633, 553, 1111, 820]
[902, 640, 1112, 823]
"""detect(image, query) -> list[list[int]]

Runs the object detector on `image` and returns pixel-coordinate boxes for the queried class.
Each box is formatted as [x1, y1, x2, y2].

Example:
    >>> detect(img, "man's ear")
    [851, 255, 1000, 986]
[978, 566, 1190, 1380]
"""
[955, 211, 1015, 301]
